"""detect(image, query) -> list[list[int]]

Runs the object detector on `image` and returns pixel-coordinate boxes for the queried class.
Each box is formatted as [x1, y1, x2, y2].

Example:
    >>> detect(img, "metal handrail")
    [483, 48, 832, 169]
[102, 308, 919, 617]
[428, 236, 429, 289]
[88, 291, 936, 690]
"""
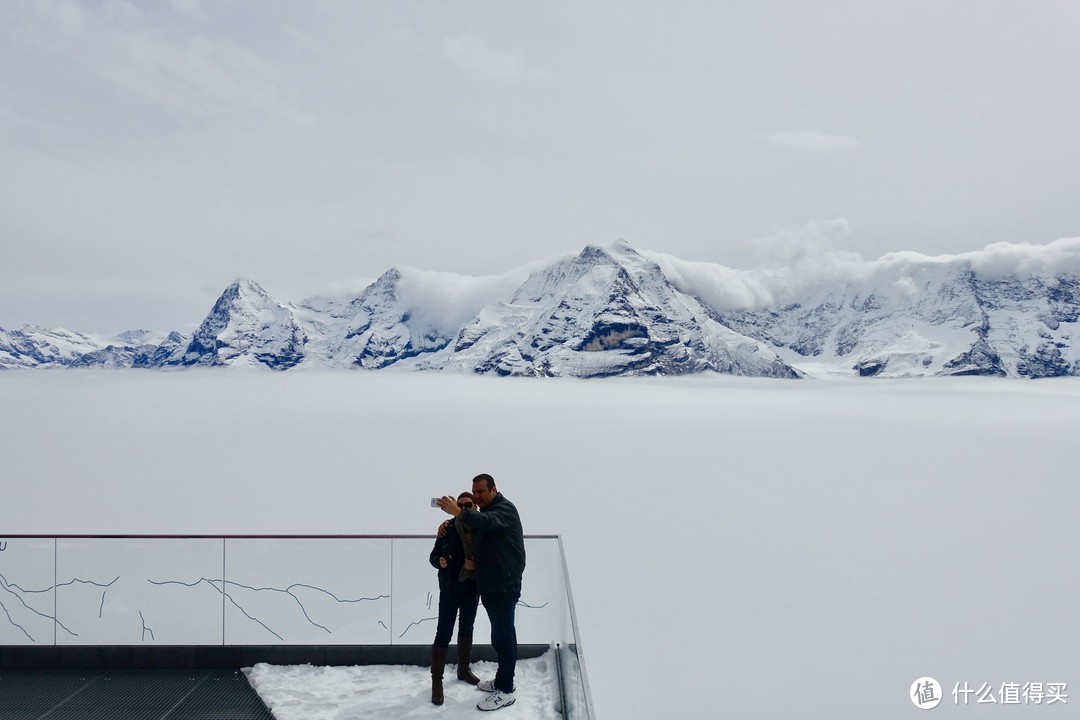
[558, 535, 597, 720]
[1, 534, 561, 539]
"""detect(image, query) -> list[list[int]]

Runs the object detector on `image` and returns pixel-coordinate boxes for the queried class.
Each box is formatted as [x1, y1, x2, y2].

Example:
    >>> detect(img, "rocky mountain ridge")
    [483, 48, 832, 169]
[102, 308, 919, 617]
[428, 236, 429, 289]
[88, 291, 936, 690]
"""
[3, 241, 1078, 377]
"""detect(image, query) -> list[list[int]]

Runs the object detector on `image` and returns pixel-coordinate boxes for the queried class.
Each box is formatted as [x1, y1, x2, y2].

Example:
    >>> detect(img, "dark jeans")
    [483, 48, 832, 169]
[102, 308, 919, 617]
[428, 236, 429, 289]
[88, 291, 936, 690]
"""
[433, 579, 479, 647]
[481, 582, 521, 693]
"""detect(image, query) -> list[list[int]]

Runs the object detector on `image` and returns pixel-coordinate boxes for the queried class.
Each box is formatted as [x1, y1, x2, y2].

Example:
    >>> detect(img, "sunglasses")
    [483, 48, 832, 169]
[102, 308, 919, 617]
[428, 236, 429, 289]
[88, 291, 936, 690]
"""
[457, 502, 474, 509]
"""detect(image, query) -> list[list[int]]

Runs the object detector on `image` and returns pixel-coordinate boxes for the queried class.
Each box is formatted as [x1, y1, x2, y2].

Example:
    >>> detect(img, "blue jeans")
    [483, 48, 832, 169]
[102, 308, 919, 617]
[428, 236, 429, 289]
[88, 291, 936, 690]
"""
[481, 582, 521, 693]
[433, 579, 479, 647]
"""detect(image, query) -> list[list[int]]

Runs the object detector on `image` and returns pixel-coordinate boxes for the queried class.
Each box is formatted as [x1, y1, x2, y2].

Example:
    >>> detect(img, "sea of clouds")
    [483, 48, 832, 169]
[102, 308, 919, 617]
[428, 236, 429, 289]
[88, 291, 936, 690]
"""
[3, 371, 1078, 719]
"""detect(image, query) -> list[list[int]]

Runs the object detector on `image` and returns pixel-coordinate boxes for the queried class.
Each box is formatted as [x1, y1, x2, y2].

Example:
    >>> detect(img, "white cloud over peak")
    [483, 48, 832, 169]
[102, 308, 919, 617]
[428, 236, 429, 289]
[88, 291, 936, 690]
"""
[393, 259, 554, 337]
[956, 237, 1080, 278]
[643, 221, 1080, 312]
[758, 131, 864, 154]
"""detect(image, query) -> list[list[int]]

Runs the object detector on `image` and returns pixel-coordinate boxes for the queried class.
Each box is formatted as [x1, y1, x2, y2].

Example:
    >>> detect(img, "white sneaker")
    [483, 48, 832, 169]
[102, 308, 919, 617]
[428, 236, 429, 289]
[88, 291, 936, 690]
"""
[477, 679, 515, 693]
[478, 689, 516, 711]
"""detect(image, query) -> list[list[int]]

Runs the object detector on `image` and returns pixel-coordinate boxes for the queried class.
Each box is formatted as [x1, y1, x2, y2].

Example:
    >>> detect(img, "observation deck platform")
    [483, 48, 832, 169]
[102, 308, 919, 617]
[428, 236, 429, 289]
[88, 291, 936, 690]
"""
[0, 535, 594, 719]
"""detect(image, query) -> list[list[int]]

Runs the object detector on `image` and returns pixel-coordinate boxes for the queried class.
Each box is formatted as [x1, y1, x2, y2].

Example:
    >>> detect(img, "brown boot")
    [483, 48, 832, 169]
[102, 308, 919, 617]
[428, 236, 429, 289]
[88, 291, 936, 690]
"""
[431, 645, 448, 705]
[456, 634, 480, 685]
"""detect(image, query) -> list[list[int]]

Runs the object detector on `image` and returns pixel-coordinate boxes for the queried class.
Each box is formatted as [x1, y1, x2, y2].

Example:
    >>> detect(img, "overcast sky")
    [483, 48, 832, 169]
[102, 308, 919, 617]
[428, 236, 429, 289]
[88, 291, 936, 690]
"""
[2, 1, 1079, 334]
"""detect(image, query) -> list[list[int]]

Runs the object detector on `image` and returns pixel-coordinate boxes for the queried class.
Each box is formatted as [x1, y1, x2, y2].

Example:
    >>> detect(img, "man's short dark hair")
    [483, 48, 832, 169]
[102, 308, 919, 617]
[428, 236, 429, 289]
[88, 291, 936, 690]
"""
[472, 473, 495, 489]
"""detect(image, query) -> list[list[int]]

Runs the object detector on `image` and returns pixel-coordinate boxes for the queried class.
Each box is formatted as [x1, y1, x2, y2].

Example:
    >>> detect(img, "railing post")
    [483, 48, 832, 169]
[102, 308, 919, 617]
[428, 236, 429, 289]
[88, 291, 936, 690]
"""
[395, 537, 399, 643]
[53, 537, 57, 646]
[557, 535, 596, 720]
[222, 538, 227, 646]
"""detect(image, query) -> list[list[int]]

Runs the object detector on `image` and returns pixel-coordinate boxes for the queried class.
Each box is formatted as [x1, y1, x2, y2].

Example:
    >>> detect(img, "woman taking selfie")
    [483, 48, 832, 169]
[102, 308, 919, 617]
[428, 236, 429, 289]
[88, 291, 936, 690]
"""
[428, 491, 481, 705]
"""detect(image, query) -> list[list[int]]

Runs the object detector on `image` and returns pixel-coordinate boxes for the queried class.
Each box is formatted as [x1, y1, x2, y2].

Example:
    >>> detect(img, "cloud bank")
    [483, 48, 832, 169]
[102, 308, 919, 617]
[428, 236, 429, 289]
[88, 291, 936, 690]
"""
[320, 227, 1080, 327]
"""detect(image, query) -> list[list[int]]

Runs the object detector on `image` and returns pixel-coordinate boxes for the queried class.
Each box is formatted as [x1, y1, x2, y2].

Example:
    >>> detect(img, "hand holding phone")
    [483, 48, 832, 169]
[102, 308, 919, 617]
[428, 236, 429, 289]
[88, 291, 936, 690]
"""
[432, 496, 459, 517]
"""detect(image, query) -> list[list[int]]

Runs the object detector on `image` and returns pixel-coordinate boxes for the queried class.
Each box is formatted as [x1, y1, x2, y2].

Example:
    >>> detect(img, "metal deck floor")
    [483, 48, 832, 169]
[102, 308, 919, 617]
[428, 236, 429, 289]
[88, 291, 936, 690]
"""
[0, 670, 274, 720]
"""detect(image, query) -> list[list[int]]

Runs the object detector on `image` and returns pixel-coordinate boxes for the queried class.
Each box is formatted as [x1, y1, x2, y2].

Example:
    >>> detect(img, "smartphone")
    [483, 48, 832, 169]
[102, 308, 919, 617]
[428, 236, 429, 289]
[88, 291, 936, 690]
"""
[431, 497, 440, 507]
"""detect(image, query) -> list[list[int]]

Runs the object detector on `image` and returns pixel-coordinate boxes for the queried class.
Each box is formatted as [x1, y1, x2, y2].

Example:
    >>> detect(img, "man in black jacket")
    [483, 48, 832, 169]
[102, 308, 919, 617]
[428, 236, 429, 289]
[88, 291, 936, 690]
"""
[437, 473, 525, 712]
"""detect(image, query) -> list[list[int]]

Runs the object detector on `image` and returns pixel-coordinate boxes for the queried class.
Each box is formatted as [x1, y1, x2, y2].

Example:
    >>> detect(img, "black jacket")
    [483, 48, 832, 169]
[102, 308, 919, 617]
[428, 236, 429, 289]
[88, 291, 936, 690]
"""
[429, 518, 473, 591]
[458, 493, 526, 594]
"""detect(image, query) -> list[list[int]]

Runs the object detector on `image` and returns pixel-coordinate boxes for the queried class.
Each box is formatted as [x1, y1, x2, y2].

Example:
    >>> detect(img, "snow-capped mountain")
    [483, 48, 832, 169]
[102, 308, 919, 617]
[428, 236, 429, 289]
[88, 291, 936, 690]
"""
[709, 260, 1080, 378]
[1, 326, 99, 369]
[132, 331, 190, 368]
[166, 279, 306, 369]
[0, 326, 166, 370]
[417, 240, 799, 377]
[296, 264, 537, 369]
[5, 239, 1079, 377]
[305, 268, 452, 369]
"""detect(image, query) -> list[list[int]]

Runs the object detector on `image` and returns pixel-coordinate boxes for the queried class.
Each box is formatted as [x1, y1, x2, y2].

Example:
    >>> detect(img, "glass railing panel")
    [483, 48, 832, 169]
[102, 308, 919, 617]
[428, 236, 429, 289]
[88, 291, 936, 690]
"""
[389, 537, 562, 645]
[56, 537, 224, 646]
[225, 538, 392, 645]
[0, 538, 56, 646]
[516, 537, 561, 645]
[560, 644, 591, 720]
[4, 535, 596, 716]
[390, 537, 474, 643]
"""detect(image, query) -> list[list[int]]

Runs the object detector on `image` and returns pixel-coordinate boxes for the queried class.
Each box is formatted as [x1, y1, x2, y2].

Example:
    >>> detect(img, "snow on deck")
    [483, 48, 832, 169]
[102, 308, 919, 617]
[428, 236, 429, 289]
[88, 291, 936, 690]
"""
[245, 651, 562, 720]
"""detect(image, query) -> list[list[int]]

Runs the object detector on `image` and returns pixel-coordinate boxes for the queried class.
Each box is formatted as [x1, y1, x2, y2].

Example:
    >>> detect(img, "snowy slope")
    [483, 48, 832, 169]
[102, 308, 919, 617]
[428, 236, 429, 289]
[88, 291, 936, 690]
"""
[131, 331, 190, 368]
[1, 326, 101, 369]
[976, 274, 1080, 377]
[676, 253, 1080, 378]
[0, 326, 151, 369]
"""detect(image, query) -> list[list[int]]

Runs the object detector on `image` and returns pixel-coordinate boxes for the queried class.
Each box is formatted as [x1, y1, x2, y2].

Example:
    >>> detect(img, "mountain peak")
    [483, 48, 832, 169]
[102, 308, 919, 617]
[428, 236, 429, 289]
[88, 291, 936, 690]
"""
[578, 244, 614, 263]
[376, 266, 403, 283]
[608, 238, 637, 254]
[223, 277, 272, 300]
[172, 278, 305, 369]
[439, 238, 802, 378]
[575, 240, 641, 266]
